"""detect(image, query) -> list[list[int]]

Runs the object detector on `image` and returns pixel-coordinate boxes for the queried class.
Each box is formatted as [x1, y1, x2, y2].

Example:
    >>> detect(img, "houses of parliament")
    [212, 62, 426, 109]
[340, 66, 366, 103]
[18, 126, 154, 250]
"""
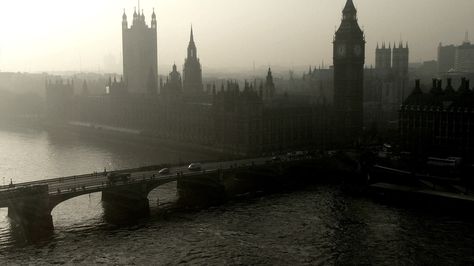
[46, 0, 366, 156]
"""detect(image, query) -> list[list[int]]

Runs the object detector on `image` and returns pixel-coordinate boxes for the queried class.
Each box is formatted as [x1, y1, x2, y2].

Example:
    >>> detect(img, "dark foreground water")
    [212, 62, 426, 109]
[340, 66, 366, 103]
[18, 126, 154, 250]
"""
[0, 125, 472, 265]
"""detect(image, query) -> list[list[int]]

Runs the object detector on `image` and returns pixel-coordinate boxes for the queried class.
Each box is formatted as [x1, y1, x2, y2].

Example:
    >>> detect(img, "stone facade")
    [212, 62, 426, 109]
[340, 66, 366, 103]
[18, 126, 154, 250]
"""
[400, 78, 474, 157]
[122, 9, 158, 95]
[63, 71, 330, 156]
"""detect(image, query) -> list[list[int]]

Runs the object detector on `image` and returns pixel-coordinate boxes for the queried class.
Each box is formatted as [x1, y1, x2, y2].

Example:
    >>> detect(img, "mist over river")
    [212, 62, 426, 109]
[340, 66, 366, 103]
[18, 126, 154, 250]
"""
[0, 125, 472, 265]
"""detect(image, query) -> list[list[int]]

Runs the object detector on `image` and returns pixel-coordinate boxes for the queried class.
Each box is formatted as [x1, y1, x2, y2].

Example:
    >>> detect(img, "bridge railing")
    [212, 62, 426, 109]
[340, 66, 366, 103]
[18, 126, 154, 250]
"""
[0, 172, 107, 190]
[48, 169, 220, 196]
[2, 154, 316, 196]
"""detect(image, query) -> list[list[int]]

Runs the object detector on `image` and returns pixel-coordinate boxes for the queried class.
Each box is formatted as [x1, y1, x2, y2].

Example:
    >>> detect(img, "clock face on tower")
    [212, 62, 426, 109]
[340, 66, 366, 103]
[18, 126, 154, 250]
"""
[337, 44, 346, 57]
[354, 44, 362, 56]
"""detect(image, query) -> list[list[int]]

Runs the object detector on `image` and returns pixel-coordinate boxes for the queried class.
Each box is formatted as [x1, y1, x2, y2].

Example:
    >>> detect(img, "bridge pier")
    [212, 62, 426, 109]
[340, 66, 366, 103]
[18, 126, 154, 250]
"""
[102, 183, 150, 222]
[178, 171, 226, 207]
[7, 186, 53, 236]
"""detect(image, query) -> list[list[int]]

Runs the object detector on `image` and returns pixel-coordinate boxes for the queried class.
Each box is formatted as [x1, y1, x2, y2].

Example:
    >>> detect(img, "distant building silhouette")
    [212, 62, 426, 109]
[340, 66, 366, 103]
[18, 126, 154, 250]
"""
[455, 33, 474, 73]
[375, 42, 409, 98]
[108, 76, 127, 96]
[392, 42, 409, 83]
[161, 64, 183, 96]
[333, 0, 365, 143]
[400, 78, 474, 157]
[375, 43, 392, 75]
[122, 8, 158, 94]
[183, 27, 204, 95]
[211, 78, 329, 155]
[45, 79, 74, 121]
[437, 33, 474, 75]
[45, 4, 365, 155]
[263, 68, 276, 101]
[364, 41, 410, 128]
[297, 65, 334, 107]
[438, 43, 456, 74]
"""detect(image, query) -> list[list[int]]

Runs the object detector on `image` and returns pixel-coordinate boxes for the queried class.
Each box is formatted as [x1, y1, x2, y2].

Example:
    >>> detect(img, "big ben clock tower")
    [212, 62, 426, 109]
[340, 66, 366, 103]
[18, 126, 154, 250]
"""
[333, 0, 365, 144]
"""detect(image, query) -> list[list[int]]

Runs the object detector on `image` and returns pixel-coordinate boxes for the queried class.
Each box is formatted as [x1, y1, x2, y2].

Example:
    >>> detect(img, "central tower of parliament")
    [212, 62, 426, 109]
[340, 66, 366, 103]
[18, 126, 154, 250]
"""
[183, 27, 204, 94]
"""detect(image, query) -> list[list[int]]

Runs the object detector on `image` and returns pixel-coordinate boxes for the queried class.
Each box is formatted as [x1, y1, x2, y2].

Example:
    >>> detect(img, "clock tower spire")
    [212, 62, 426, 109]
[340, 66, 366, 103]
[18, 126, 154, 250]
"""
[333, 0, 365, 144]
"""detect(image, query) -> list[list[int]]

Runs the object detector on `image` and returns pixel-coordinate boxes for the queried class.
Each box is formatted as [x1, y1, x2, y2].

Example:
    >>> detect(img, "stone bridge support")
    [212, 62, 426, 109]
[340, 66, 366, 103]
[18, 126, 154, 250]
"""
[178, 171, 227, 207]
[102, 183, 151, 220]
[7, 186, 53, 235]
[101, 180, 172, 222]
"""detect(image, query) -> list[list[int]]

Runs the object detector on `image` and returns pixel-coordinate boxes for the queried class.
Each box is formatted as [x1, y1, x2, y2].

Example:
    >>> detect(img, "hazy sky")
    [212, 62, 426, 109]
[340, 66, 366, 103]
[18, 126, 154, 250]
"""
[0, 0, 473, 74]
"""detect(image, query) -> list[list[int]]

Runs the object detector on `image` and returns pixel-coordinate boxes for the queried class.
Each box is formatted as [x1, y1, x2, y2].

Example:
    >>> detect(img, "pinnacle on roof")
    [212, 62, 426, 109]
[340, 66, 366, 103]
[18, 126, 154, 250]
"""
[343, 0, 356, 13]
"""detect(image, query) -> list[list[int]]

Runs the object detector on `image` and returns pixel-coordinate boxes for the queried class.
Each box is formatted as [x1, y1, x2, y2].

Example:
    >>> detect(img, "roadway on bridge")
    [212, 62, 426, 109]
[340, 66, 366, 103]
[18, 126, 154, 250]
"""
[0, 156, 283, 196]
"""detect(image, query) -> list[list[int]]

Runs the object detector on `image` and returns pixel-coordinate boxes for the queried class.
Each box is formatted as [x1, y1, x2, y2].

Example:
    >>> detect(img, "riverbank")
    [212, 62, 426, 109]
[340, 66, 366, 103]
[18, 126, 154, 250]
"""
[44, 121, 237, 161]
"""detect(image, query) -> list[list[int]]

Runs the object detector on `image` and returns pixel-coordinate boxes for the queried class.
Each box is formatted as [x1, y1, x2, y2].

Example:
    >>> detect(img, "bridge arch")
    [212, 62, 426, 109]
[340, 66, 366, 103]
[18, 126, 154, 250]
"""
[49, 190, 105, 211]
[48, 178, 177, 213]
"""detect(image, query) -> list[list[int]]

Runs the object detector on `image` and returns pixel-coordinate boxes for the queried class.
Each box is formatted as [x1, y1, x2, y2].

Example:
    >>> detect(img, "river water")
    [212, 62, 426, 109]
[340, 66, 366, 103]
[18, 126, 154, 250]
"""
[0, 125, 472, 265]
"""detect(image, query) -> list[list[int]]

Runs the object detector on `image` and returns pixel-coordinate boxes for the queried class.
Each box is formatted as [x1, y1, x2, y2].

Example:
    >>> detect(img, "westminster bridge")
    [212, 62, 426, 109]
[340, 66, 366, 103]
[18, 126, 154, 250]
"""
[0, 154, 320, 233]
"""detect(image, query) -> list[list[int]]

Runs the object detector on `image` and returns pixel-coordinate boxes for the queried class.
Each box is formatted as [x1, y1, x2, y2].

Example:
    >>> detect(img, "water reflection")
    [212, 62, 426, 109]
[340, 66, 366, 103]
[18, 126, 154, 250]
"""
[0, 126, 473, 265]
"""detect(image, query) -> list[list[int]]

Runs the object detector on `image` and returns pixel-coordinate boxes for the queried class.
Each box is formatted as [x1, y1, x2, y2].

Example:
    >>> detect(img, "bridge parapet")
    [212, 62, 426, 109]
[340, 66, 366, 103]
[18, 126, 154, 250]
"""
[0, 153, 322, 233]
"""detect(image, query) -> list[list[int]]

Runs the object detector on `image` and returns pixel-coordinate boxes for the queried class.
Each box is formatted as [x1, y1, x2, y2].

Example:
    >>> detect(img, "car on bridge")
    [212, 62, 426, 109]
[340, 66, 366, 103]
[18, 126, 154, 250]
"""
[287, 151, 307, 160]
[158, 168, 170, 175]
[272, 156, 282, 162]
[188, 163, 202, 171]
[107, 173, 131, 185]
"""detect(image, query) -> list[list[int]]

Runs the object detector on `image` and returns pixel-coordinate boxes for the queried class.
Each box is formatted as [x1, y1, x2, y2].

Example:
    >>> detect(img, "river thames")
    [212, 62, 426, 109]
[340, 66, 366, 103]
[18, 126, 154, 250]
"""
[0, 125, 472, 265]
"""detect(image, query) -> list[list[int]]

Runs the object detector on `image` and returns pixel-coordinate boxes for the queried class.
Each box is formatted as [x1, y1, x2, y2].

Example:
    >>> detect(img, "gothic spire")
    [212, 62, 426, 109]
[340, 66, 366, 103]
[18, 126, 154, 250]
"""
[122, 9, 128, 29]
[344, 0, 356, 11]
[151, 8, 157, 29]
[190, 25, 195, 44]
[343, 0, 357, 17]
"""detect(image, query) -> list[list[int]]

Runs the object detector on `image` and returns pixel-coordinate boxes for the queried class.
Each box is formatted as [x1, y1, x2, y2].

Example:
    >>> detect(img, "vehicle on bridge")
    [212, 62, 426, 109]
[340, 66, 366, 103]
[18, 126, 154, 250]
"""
[158, 168, 170, 175]
[107, 172, 131, 185]
[188, 163, 202, 171]
[287, 151, 308, 160]
[271, 156, 281, 162]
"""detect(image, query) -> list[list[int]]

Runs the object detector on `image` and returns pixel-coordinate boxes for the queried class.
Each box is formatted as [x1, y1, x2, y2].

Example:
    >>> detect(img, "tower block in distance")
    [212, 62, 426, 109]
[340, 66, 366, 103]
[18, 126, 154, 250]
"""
[122, 8, 158, 95]
[333, 0, 366, 144]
